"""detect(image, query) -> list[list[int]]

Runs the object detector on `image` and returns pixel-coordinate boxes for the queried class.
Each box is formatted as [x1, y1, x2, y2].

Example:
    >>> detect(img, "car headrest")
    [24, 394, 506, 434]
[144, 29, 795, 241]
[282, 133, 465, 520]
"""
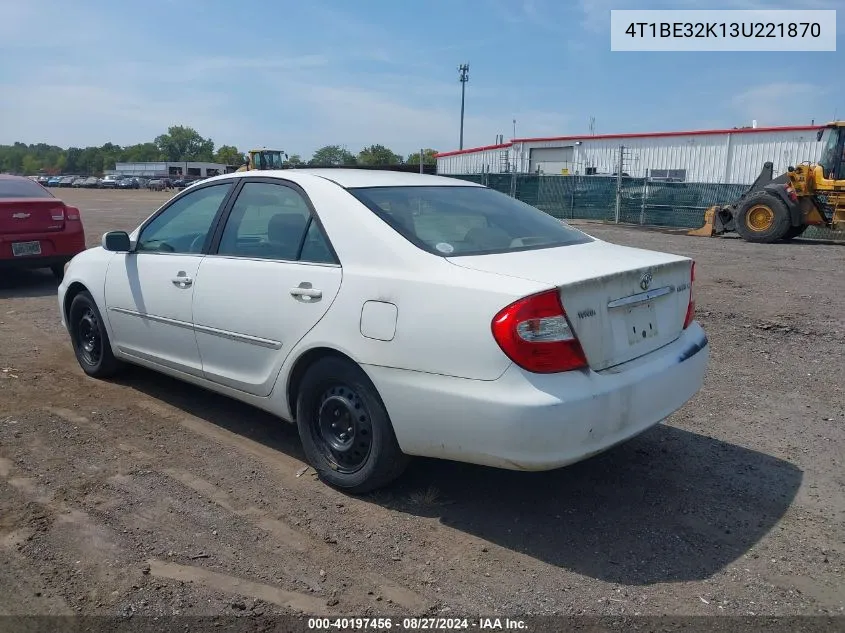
[465, 226, 512, 249]
[268, 213, 307, 243]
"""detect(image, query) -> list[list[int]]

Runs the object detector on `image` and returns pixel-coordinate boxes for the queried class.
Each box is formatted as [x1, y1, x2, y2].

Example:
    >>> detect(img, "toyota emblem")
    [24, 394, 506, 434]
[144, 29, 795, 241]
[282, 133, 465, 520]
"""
[639, 270, 653, 291]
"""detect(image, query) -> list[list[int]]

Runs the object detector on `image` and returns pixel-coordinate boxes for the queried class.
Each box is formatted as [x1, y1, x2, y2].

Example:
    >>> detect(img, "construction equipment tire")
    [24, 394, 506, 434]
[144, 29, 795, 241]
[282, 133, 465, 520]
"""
[734, 191, 791, 243]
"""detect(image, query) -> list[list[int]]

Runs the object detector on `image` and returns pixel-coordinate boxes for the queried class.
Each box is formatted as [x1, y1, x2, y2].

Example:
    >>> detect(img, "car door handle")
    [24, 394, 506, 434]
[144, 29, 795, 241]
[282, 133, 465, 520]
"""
[172, 276, 193, 288]
[290, 287, 322, 299]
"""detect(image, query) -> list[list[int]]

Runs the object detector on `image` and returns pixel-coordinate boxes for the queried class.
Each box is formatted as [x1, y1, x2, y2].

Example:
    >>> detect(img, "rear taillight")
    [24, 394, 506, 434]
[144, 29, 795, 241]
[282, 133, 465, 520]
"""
[51, 207, 65, 221]
[65, 206, 80, 221]
[491, 289, 588, 373]
[683, 261, 695, 329]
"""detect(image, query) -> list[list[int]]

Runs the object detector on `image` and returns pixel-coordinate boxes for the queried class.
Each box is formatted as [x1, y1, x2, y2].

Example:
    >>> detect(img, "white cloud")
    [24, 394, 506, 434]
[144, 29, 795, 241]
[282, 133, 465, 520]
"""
[182, 56, 330, 74]
[0, 81, 259, 149]
[730, 82, 828, 126]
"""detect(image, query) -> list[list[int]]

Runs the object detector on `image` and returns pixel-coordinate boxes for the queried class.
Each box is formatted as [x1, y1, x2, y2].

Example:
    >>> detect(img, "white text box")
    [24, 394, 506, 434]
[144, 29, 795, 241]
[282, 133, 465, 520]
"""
[611, 10, 836, 52]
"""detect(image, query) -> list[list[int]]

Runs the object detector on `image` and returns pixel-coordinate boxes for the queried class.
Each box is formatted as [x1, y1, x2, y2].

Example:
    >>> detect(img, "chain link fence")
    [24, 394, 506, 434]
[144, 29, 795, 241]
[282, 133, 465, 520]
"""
[444, 172, 843, 241]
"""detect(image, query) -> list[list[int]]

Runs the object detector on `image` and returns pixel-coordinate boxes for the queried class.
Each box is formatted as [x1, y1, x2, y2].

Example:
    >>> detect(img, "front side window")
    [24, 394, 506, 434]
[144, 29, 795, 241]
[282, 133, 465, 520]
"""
[348, 185, 593, 256]
[217, 182, 334, 262]
[136, 183, 232, 254]
[818, 128, 843, 179]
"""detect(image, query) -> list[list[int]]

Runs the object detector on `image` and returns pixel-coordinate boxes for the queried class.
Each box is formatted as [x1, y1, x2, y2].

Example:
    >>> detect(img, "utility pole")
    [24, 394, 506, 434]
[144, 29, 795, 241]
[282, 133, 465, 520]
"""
[615, 145, 628, 224]
[458, 63, 470, 150]
[419, 148, 424, 174]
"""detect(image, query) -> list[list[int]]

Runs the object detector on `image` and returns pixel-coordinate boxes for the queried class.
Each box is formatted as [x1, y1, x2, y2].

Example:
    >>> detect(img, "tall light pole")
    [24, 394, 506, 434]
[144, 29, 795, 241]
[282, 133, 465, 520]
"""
[458, 63, 469, 150]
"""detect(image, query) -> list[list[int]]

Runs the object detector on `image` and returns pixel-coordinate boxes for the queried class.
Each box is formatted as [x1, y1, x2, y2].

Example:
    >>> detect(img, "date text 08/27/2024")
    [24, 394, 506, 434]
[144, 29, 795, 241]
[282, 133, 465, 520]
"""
[306, 617, 527, 630]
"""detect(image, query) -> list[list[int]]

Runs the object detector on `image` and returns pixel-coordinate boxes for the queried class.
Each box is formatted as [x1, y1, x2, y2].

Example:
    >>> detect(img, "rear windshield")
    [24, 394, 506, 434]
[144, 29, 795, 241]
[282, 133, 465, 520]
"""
[0, 178, 54, 199]
[348, 185, 592, 256]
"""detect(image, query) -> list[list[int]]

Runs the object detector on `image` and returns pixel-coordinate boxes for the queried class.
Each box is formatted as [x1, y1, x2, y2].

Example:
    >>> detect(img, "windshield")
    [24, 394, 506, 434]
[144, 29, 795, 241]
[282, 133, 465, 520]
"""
[264, 152, 284, 169]
[348, 185, 593, 256]
[0, 177, 54, 198]
[818, 127, 842, 177]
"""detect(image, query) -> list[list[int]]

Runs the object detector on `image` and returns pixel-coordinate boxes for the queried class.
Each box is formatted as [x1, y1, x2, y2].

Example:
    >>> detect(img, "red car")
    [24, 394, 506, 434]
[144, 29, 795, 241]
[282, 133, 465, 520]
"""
[0, 175, 86, 281]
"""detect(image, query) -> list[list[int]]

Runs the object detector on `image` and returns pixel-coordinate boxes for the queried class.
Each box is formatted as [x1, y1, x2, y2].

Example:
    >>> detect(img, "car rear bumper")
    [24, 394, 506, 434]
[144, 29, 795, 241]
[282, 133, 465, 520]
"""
[0, 229, 86, 266]
[364, 322, 709, 471]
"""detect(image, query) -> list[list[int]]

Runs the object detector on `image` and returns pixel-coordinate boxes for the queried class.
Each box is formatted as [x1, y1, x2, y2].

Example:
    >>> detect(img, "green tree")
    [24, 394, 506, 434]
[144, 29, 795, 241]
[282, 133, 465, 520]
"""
[358, 144, 403, 165]
[154, 125, 215, 162]
[21, 155, 41, 175]
[406, 148, 438, 165]
[214, 145, 243, 166]
[309, 145, 357, 166]
[285, 154, 304, 167]
[125, 143, 162, 162]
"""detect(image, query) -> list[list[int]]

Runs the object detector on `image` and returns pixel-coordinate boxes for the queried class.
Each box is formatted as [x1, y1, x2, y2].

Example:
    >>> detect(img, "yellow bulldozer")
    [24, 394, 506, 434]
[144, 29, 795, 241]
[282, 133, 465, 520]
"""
[236, 148, 287, 172]
[689, 121, 845, 243]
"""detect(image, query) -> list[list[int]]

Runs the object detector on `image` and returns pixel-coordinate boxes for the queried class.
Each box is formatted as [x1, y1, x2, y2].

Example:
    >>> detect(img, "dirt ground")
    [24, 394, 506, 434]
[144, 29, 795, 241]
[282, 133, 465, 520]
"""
[0, 188, 843, 620]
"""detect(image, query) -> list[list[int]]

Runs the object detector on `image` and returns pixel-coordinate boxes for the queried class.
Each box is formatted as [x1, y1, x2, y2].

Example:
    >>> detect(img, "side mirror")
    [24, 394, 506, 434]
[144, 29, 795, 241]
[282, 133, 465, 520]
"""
[102, 231, 132, 252]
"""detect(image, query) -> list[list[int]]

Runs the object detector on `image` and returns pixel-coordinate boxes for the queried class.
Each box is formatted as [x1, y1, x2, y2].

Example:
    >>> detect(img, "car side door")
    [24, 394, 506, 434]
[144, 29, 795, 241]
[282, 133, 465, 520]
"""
[103, 182, 235, 376]
[191, 178, 342, 396]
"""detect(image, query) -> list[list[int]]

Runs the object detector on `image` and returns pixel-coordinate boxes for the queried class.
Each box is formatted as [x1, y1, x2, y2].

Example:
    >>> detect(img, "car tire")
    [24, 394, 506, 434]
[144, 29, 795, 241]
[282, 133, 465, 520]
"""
[50, 263, 65, 282]
[296, 357, 409, 494]
[68, 291, 122, 379]
[734, 191, 791, 243]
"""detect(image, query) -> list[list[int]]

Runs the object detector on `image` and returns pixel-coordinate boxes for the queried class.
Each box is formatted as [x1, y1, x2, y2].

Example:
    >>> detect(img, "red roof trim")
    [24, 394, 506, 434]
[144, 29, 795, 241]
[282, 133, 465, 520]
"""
[435, 125, 820, 158]
[435, 142, 512, 158]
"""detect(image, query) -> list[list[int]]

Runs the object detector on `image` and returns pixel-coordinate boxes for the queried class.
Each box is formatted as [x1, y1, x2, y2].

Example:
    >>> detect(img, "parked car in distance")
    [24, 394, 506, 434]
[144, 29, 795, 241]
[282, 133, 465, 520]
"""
[1, 174, 86, 280]
[135, 178, 150, 189]
[47, 176, 63, 187]
[58, 170, 708, 493]
[146, 178, 165, 191]
[37, 176, 51, 186]
[100, 175, 123, 189]
[117, 177, 140, 190]
[71, 177, 87, 188]
[83, 176, 101, 188]
[58, 176, 77, 188]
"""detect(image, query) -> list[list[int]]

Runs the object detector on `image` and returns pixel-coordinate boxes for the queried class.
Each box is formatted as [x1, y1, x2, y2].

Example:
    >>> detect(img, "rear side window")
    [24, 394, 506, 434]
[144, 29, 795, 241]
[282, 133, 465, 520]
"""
[0, 178, 54, 199]
[348, 186, 592, 256]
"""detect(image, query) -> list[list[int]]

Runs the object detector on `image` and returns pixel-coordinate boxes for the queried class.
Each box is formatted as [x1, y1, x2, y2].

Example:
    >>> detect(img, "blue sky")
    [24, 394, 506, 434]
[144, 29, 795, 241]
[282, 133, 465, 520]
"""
[0, 0, 841, 158]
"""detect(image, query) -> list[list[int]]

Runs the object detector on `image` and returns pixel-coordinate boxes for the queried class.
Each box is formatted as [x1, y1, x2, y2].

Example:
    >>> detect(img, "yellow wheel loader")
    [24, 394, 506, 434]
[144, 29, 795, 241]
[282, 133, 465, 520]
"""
[236, 148, 287, 172]
[689, 121, 845, 243]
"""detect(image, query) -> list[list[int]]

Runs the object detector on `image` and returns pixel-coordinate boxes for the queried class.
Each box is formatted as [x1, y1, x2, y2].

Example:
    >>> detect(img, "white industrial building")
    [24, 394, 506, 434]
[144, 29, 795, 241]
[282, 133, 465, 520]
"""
[436, 125, 824, 185]
[111, 161, 229, 178]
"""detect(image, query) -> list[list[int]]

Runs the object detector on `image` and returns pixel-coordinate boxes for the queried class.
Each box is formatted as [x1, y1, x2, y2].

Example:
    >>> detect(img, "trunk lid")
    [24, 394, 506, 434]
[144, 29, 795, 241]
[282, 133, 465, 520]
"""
[448, 239, 693, 371]
[0, 199, 67, 235]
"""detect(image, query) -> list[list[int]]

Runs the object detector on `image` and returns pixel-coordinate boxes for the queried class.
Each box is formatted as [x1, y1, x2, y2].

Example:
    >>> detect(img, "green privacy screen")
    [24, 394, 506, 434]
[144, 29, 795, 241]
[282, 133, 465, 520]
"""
[442, 173, 841, 241]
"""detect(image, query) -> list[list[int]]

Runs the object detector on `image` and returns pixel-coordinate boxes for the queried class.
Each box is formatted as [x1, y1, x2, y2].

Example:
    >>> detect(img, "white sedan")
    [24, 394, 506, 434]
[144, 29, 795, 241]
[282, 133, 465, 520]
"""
[58, 169, 709, 493]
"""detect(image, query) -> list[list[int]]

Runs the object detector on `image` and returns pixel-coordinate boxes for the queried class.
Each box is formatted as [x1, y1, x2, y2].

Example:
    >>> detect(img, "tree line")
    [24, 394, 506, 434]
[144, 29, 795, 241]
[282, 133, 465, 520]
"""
[0, 125, 439, 176]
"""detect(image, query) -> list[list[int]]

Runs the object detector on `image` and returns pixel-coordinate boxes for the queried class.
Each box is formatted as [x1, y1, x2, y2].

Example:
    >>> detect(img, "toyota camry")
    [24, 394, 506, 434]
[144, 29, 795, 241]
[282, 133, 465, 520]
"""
[58, 169, 709, 493]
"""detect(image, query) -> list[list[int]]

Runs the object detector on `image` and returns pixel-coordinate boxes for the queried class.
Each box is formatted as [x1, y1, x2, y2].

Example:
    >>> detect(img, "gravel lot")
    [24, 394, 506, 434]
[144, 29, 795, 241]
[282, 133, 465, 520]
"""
[0, 188, 843, 619]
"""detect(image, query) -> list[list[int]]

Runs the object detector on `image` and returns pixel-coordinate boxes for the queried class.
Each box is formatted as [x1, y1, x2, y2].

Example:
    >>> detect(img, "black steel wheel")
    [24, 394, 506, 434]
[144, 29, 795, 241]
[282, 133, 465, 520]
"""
[314, 384, 373, 474]
[68, 290, 122, 378]
[77, 307, 102, 366]
[296, 356, 408, 493]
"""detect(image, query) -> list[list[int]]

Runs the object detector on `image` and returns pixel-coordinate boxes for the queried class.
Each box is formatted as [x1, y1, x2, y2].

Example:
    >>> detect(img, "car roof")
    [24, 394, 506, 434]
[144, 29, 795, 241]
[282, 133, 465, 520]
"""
[206, 169, 483, 189]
